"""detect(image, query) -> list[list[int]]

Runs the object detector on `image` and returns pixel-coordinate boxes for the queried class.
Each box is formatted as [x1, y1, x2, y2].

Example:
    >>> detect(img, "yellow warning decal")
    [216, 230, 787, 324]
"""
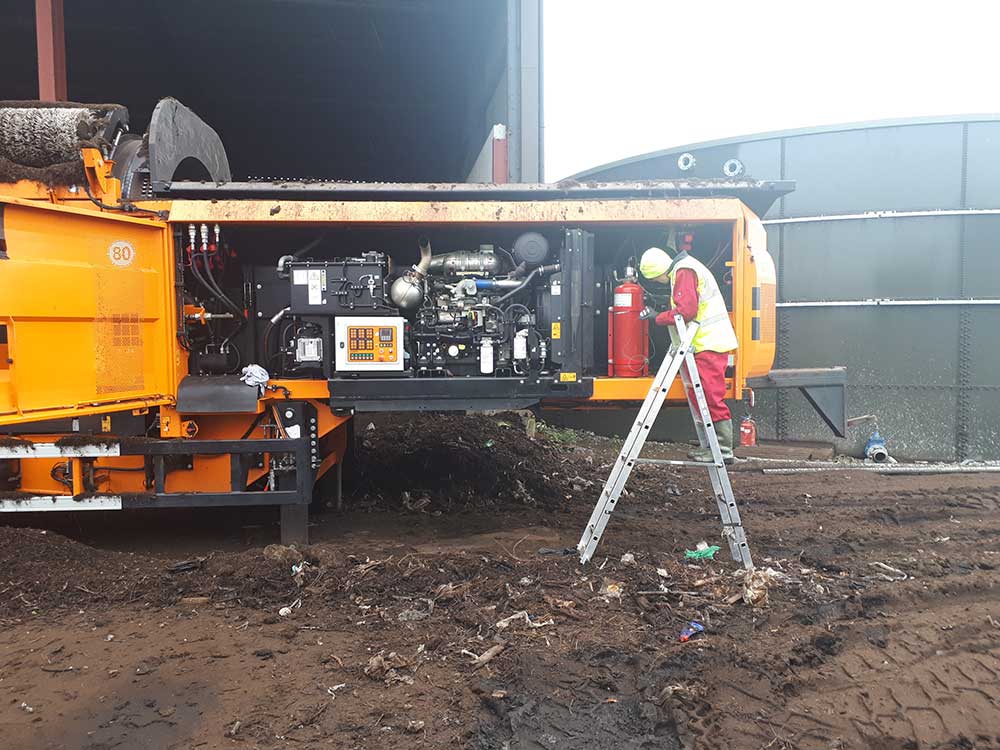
[551, 322, 561, 339]
[559, 372, 577, 383]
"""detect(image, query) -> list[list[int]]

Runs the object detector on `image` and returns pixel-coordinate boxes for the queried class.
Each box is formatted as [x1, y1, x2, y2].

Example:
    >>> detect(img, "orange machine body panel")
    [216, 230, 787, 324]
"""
[0, 178, 776, 504]
[0, 198, 180, 426]
[1, 192, 775, 427]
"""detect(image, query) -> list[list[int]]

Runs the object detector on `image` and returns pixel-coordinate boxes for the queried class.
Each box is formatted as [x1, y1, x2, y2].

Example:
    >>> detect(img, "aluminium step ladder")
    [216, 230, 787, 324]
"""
[577, 317, 754, 569]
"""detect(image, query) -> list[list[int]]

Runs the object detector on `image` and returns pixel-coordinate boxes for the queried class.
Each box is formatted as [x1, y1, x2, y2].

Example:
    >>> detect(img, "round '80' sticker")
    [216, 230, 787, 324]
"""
[108, 240, 136, 267]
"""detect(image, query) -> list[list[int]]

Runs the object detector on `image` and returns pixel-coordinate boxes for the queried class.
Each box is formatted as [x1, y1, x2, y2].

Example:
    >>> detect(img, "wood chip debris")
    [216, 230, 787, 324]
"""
[462, 641, 507, 669]
[495, 610, 555, 630]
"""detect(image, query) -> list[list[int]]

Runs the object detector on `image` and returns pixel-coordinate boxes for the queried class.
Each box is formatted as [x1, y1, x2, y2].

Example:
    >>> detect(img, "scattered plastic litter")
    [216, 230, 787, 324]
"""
[291, 561, 311, 586]
[685, 542, 721, 560]
[598, 579, 624, 601]
[741, 567, 785, 606]
[327, 683, 347, 700]
[870, 561, 908, 581]
[278, 597, 302, 617]
[679, 621, 705, 642]
[620, 552, 636, 566]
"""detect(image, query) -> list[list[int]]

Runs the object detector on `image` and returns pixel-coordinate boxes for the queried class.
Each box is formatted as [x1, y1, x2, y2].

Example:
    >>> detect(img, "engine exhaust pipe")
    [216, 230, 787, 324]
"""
[415, 237, 432, 277]
[390, 238, 433, 312]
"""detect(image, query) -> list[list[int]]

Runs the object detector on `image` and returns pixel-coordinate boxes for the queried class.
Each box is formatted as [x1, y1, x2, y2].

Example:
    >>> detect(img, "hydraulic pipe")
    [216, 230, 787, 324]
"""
[496, 263, 560, 303]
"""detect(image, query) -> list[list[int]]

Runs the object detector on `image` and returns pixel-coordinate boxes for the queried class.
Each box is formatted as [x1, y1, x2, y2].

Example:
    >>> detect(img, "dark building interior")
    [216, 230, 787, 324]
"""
[0, 0, 507, 181]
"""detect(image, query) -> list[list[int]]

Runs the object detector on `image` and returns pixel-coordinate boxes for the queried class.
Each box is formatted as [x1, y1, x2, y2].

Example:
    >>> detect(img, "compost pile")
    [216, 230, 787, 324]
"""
[348, 413, 598, 512]
[0, 527, 310, 617]
[0, 527, 163, 616]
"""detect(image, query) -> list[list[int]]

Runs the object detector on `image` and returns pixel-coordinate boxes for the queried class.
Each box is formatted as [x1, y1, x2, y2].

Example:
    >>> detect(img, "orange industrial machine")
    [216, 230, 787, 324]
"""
[0, 99, 843, 541]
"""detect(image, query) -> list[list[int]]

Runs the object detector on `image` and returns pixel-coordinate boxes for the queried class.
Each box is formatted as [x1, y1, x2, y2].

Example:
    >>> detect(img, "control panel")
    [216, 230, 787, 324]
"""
[334, 316, 405, 373]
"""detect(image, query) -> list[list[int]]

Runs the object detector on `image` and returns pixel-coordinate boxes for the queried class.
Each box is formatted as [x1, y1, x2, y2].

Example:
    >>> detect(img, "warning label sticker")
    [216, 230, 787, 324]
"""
[307, 269, 327, 305]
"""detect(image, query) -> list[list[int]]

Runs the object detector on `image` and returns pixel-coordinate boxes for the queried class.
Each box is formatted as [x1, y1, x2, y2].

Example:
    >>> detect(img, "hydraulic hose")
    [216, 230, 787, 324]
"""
[187, 225, 244, 350]
[496, 263, 560, 303]
[198, 243, 244, 348]
[82, 180, 167, 219]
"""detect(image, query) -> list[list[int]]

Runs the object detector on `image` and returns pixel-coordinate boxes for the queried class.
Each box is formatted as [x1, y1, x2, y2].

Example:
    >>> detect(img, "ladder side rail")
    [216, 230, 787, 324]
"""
[677, 339, 754, 567]
[681, 351, 749, 563]
[576, 340, 690, 561]
[576, 321, 700, 562]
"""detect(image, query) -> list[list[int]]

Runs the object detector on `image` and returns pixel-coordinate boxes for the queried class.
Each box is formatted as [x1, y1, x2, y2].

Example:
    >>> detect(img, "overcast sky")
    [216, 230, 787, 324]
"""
[543, 0, 1000, 180]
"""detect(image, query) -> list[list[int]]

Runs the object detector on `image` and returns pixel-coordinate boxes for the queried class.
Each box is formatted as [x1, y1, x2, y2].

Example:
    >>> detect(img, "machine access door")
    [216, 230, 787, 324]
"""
[0, 200, 178, 426]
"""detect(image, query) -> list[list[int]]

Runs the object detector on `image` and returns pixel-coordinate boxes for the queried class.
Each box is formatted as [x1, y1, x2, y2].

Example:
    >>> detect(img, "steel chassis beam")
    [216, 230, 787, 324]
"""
[0, 402, 319, 543]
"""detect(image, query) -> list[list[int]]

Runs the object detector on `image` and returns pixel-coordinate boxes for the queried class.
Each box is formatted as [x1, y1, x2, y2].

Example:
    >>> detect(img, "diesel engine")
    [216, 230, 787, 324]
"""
[237, 230, 590, 383]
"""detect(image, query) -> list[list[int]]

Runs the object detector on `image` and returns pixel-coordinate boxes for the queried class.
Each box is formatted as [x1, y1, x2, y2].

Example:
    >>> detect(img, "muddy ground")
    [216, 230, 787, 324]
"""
[1, 414, 998, 750]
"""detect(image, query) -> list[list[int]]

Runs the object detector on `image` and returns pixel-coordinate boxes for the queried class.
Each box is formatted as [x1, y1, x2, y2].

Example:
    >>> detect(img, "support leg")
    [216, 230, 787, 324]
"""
[280, 503, 309, 546]
[332, 461, 343, 512]
[35, 0, 67, 101]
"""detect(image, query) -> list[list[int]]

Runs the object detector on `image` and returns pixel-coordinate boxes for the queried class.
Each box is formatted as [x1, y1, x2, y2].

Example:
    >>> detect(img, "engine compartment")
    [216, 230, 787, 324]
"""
[176, 221, 738, 407]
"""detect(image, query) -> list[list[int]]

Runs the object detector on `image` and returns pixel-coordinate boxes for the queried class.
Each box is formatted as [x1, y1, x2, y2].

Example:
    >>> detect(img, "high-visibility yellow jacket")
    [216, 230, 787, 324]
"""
[668, 253, 739, 353]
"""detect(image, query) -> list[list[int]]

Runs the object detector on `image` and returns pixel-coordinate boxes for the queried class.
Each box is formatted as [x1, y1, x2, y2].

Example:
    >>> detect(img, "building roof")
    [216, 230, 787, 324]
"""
[572, 113, 1000, 180]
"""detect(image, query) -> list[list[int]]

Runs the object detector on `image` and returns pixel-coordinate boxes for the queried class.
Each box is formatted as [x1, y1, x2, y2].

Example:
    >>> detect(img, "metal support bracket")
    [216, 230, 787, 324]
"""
[747, 367, 848, 437]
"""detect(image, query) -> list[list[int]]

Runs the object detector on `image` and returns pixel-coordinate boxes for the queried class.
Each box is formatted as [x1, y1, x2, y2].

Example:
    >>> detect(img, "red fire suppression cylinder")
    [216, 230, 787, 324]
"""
[740, 416, 758, 447]
[607, 267, 649, 377]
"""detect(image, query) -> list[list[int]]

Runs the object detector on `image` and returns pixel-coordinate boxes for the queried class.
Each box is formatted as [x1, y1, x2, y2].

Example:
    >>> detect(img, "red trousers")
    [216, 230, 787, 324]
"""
[685, 350, 731, 423]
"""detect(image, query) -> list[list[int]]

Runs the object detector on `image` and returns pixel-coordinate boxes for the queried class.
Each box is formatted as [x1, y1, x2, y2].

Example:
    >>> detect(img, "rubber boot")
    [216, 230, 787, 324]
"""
[715, 419, 735, 465]
[687, 419, 735, 464]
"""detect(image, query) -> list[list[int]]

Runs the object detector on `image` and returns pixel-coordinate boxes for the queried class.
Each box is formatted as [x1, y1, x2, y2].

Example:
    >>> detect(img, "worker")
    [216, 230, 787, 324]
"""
[639, 245, 739, 463]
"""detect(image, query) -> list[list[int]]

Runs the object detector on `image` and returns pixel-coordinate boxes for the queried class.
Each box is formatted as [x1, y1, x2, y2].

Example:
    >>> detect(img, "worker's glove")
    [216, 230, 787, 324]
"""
[638, 305, 656, 321]
[654, 310, 677, 327]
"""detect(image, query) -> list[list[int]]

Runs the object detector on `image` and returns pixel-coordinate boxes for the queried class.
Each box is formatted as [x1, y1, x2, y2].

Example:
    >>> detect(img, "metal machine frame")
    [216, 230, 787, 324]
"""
[0, 99, 844, 543]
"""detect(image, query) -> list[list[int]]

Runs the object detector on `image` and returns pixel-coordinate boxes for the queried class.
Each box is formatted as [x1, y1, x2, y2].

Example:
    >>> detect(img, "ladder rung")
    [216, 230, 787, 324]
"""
[576, 318, 754, 570]
[635, 457, 724, 468]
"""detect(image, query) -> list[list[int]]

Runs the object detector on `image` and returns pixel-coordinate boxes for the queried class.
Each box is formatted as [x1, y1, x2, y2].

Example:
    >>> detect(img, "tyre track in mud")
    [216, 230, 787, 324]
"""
[2, 419, 999, 749]
[666, 472, 1000, 750]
